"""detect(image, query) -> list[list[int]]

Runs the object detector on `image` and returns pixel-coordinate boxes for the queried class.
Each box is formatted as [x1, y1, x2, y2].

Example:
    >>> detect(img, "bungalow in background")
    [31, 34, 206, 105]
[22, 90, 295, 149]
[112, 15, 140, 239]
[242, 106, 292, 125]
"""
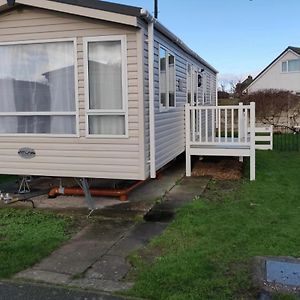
[245, 46, 300, 95]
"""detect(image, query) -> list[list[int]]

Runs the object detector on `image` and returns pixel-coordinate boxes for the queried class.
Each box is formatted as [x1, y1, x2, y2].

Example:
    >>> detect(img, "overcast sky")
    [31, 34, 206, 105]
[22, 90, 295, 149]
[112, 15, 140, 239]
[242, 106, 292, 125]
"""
[108, 0, 300, 84]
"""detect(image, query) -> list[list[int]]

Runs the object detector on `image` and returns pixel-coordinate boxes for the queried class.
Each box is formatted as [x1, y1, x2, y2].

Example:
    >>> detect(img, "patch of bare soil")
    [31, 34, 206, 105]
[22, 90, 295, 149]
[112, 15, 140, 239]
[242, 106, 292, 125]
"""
[192, 157, 243, 180]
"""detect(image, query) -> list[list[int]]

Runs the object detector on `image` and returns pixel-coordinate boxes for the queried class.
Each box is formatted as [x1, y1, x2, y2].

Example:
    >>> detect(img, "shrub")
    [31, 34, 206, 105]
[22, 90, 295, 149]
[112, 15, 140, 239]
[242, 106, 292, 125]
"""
[242, 89, 300, 131]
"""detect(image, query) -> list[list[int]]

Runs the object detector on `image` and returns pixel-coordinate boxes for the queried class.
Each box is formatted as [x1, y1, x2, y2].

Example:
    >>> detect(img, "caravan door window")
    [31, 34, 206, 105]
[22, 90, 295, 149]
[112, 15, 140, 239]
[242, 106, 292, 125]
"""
[0, 39, 77, 135]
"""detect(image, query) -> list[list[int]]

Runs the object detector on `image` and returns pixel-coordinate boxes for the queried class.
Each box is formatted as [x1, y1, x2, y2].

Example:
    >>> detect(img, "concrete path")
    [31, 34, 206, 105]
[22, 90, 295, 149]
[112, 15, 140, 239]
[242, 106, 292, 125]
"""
[14, 174, 210, 295]
[15, 219, 168, 292]
[0, 281, 131, 300]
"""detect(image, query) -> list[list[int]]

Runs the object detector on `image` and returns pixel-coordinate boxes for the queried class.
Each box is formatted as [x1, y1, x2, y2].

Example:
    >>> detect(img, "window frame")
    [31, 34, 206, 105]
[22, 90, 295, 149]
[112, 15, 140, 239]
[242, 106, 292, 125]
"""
[186, 63, 192, 104]
[159, 45, 176, 112]
[281, 59, 300, 73]
[83, 35, 128, 138]
[0, 38, 79, 137]
[186, 63, 199, 106]
[203, 71, 212, 105]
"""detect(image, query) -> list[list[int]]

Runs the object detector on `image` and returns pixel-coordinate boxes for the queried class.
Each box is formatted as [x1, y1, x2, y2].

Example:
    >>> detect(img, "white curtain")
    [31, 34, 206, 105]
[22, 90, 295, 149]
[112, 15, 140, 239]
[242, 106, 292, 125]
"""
[159, 48, 167, 109]
[0, 41, 75, 134]
[89, 115, 125, 135]
[168, 54, 175, 107]
[193, 70, 198, 106]
[88, 40, 124, 135]
[46, 42, 75, 134]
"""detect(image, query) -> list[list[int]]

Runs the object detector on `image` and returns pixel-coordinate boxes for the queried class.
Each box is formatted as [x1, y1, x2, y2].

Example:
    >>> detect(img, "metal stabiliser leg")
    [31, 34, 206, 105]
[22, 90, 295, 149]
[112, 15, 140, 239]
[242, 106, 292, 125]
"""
[79, 178, 95, 214]
[18, 176, 31, 194]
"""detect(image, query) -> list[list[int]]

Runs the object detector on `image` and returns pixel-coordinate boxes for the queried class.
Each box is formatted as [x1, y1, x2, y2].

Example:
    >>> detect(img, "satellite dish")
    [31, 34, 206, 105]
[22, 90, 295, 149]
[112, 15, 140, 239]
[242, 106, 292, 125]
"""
[7, 0, 15, 7]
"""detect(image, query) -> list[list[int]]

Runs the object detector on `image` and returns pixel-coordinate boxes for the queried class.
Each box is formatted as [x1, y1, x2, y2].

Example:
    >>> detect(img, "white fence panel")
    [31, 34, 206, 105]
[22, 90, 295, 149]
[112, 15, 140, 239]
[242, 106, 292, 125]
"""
[254, 126, 273, 150]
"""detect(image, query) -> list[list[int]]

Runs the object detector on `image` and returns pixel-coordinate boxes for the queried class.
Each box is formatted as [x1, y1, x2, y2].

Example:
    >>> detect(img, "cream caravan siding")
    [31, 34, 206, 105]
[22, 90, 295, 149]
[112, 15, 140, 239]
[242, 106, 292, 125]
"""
[0, 6, 145, 180]
[248, 51, 300, 93]
[141, 22, 217, 174]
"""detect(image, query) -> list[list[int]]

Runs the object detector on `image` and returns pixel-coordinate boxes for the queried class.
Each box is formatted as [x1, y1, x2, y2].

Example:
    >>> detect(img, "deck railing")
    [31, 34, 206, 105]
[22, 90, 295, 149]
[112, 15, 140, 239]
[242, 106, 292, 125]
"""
[185, 102, 256, 147]
[185, 102, 256, 180]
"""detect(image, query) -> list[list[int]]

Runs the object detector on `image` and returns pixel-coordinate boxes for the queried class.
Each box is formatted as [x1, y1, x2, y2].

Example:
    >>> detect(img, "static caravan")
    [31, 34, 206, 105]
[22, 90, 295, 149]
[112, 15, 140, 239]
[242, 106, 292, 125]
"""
[0, 0, 217, 189]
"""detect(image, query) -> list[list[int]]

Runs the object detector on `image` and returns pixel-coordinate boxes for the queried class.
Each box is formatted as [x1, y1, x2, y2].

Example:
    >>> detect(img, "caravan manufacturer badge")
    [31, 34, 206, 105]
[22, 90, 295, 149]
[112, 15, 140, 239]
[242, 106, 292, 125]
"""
[18, 148, 36, 159]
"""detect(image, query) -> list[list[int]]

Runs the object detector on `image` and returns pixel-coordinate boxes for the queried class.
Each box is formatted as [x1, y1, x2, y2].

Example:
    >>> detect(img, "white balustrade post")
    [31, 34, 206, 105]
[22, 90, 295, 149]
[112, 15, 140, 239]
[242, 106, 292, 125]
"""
[250, 102, 256, 181]
[185, 103, 191, 177]
[238, 102, 243, 162]
[270, 125, 273, 150]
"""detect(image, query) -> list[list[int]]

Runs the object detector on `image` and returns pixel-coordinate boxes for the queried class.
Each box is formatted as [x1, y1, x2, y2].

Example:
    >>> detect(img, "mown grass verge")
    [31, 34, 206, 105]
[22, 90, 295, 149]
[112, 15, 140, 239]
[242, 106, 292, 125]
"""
[127, 151, 300, 299]
[0, 209, 73, 278]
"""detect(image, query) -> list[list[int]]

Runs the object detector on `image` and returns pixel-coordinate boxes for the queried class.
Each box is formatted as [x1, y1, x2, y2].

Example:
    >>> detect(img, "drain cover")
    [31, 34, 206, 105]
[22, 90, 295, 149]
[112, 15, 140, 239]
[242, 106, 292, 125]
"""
[266, 260, 300, 286]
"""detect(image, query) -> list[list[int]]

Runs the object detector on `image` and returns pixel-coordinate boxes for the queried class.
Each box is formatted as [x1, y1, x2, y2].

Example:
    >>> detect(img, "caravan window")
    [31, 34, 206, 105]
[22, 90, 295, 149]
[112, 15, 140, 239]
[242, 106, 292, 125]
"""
[0, 40, 77, 135]
[187, 64, 192, 104]
[203, 72, 212, 104]
[84, 36, 128, 137]
[186, 64, 199, 106]
[159, 46, 176, 111]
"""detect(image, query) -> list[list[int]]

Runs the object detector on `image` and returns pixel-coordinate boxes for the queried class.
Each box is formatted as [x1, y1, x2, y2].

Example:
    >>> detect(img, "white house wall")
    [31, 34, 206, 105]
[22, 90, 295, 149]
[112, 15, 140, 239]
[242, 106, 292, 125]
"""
[248, 51, 300, 93]
[0, 6, 146, 180]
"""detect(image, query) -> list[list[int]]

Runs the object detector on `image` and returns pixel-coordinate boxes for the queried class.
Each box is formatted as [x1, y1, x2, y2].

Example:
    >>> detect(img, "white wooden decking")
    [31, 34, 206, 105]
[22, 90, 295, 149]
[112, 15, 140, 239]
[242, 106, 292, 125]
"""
[185, 102, 256, 180]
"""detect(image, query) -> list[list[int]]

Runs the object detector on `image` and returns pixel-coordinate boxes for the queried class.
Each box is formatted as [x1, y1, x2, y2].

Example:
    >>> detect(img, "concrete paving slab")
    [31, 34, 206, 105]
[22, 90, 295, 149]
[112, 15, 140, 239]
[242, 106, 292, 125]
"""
[0, 281, 128, 300]
[86, 255, 130, 281]
[15, 270, 70, 285]
[69, 278, 134, 293]
[17, 221, 134, 278]
[169, 177, 209, 196]
[108, 222, 168, 257]
[143, 177, 209, 222]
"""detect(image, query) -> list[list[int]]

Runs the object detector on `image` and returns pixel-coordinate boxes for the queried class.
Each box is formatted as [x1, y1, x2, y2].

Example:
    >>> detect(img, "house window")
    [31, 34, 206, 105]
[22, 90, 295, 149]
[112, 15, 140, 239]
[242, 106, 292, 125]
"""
[0, 40, 77, 135]
[282, 59, 300, 72]
[159, 46, 176, 111]
[85, 36, 128, 137]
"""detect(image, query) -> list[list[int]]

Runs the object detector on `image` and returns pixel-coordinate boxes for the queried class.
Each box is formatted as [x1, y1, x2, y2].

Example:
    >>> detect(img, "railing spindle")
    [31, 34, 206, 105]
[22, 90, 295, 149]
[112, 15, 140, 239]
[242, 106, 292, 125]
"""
[238, 102, 242, 143]
[199, 109, 202, 143]
[225, 108, 228, 142]
[192, 108, 195, 142]
[212, 108, 215, 143]
[231, 108, 234, 142]
[244, 108, 248, 143]
[218, 108, 221, 142]
[205, 109, 208, 142]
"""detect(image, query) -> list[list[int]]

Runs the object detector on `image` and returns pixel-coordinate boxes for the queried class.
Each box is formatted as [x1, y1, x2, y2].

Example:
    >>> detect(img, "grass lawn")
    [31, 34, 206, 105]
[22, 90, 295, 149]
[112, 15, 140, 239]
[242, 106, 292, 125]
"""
[0, 209, 73, 278]
[127, 151, 300, 299]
